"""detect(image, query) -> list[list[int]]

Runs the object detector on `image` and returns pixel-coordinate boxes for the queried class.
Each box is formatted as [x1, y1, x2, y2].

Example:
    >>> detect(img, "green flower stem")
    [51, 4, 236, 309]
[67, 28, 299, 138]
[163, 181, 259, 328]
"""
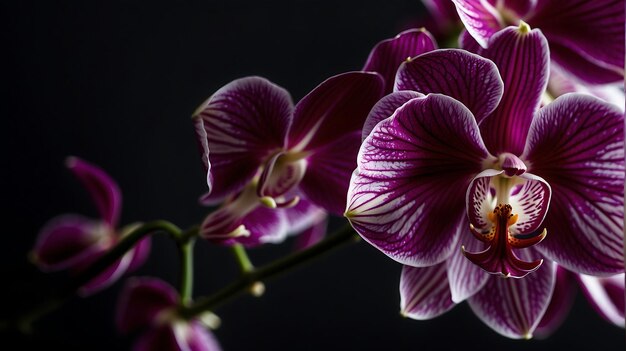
[178, 224, 360, 319]
[179, 239, 196, 306]
[15, 220, 188, 332]
[231, 244, 254, 273]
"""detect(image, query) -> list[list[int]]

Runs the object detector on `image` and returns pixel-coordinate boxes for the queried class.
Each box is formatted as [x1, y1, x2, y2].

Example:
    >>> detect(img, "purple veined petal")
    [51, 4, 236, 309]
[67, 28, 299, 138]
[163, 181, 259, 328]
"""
[468, 251, 556, 339]
[293, 215, 328, 251]
[524, 94, 625, 275]
[257, 151, 307, 199]
[466, 169, 502, 231]
[527, 0, 625, 81]
[362, 91, 423, 141]
[578, 273, 625, 327]
[116, 277, 178, 334]
[394, 49, 504, 123]
[458, 29, 481, 53]
[66, 156, 122, 226]
[346, 94, 491, 266]
[534, 267, 576, 339]
[32, 215, 112, 271]
[298, 131, 362, 215]
[172, 322, 222, 351]
[363, 28, 437, 94]
[127, 236, 152, 273]
[236, 205, 288, 247]
[78, 249, 134, 296]
[192, 76, 294, 202]
[508, 173, 551, 235]
[451, 0, 504, 48]
[548, 68, 625, 109]
[422, 0, 460, 23]
[446, 217, 490, 303]
[287, 71, 384, 152]
[478, 24, 549, 155]
[400, 263, 456, 319]
[548, 41, 624, 85]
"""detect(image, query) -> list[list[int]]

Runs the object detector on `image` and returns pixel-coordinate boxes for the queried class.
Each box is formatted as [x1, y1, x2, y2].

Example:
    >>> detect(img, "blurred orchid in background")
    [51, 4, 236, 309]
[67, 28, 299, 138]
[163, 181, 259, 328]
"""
[31, 157, 150, 296]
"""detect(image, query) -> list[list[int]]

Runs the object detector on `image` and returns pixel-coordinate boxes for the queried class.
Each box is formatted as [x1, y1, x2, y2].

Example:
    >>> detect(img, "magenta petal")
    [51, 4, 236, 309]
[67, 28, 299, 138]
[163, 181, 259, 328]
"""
[78, 251, 133, 296]
[534, 267, 576, 339]
[509, 173, 551, 235]
[466, 169, 504, 231]
[503, 0, 535, 18]
[299, 131, 363, 215]
[288, 71, 384, 152]
[528, 0, 625, 82]
[362, 91, 423, 141]
[395, 49, 503, 123]
[451, 0, 503, 48]
[478, 25, 549, 155]
[346, 95, 490, 266]
[283, 199, 327, 237]
[293, 215, 328, 251]
[447, 218, 490, 303]
[548, 41, 624, 85]
[116, 277, 178, 334]
[458, 29, 481, 53]
[184, 322, 222, 351]
[578, 273, 625, 327]
[547, 68, 625, 108]
[32, 215, 110, 271]
[363, 28, 437, 94]
[468, 253, 556, 339]
[400, 263, 456, 319]
[524, 94, 625, 275]
[192, 77, 294, 201]
[127, 237, 152, 273]
[66, 157, 122, 226]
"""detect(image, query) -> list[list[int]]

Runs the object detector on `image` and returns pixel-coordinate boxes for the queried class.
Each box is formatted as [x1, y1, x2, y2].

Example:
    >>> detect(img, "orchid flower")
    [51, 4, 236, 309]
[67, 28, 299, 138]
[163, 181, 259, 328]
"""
[31, 157, 151, 296]
[192, 70, 385, 243]
[536, 267, 625, 338]
[451, 0, 625, 84]
[347, 24, 624, 338]
[117, 277, 221, 351]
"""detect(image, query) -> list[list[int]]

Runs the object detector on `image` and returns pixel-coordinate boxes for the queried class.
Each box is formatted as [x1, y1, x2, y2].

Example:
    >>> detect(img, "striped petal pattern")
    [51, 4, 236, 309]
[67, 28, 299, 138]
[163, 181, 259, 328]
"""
[346, 95, 490, 266]
[524, 94, 625, 275]
[400, 263, 455, 319]
[451, 0, 503, 48]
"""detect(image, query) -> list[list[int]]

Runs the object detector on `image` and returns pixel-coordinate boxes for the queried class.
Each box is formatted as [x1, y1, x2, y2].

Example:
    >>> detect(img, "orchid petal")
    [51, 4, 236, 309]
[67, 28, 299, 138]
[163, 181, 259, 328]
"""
[283, 199, 327, 237]
[578, 273, 625, 327]
[508, 173, 551, 235]
[458, 29, 481, 53]
[451, 0, 503, 48]
[78, 251, 133, 296]
[363, 28, 437, 94]
[395, 49, 503, 123]
[257, 151, 306, 199]
[468, 253, 556, 339]
[298, 131, 362, 215]
[528, 0, 625, 82]
[400, 263, 456, 319]
[362, 91, 423, 141]
[478, 25, 549, 155]
[503, 0, 536, 19]
[446, 218, 490, 303]
[293, 215, 328, 251]
[466, 169, 502, 231]
[193, 77, 293, 201]
[346, 94, 490, 266]
[182, 322, 222, 351]
[127, 237, 152, 273]
[534, 267, 576, 339]
[288, 71, 384, 152]
[66, 157, 122, 226]
[548, 68, 625, 109]
[32, 215, 110, 271]
[524, 94, 625, 275]
[116, 277, 178, 334]
[548, 41, 624, 85]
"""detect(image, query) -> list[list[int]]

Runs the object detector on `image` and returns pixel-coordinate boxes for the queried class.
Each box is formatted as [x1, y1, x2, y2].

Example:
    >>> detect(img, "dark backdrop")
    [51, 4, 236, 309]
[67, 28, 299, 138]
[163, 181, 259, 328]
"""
[2, 1, 624, 350]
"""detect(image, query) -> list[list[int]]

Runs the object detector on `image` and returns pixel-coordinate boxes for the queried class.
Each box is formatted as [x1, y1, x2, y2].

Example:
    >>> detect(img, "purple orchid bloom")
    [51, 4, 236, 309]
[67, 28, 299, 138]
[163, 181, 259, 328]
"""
[192, 71, 385, 243]
[536, 267, 625, 338]
[31, 157, 151, 296]
[451, 0, 625, 84]
[347, 24, 624, 338]
[117, 277, 221, 351]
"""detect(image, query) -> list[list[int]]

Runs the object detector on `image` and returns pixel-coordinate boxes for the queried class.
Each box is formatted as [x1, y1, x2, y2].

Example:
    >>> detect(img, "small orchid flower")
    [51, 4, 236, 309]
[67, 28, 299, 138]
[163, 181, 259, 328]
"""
[451, 0, 625, 84]
[31, 157, 150, 296]
[192, 71, 385, 243]
[117, 277, 221, 351]
[347, 24, 623, 338]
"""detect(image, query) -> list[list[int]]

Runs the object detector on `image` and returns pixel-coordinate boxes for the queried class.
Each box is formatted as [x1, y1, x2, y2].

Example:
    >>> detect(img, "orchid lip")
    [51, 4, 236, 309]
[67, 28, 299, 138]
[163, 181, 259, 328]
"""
[463, 204, 545, 278]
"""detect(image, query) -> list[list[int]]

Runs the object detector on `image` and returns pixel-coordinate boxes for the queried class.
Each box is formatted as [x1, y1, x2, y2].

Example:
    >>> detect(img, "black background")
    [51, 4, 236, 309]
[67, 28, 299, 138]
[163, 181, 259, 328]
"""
[2, 1, 624, 350]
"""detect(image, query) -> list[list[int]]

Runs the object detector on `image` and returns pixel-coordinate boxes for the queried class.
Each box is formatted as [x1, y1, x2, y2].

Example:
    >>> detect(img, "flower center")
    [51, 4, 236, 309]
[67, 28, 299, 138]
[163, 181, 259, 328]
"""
[463, 203, 546, 278]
